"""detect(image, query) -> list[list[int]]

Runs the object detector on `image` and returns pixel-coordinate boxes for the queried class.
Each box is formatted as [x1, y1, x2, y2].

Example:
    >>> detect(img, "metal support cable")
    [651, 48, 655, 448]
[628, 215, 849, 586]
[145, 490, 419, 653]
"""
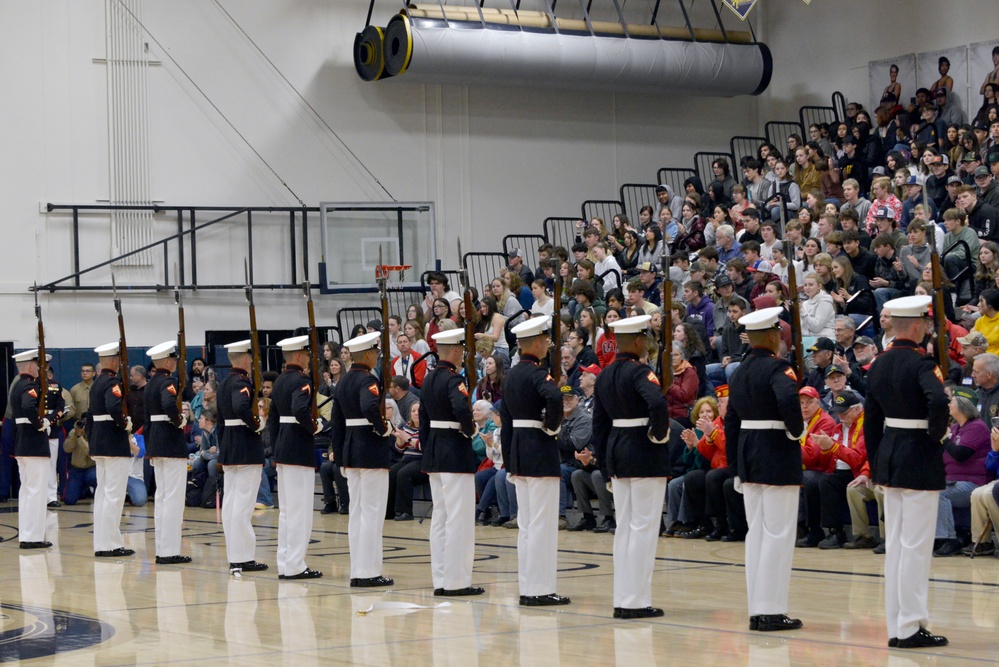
[212, 0, 395, 201]
[113, 0, 306, 206]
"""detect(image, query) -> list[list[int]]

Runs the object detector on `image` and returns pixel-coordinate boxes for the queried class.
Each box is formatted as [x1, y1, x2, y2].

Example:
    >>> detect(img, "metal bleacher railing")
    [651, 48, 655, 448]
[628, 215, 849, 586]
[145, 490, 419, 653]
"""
[657, 168, 696, 198]
[503, 234, 547, 266]
[582, 199, 624, 226]
[799, 106, 838, 134]
[730, 136, 768, 170]
[765, 121, 804, 155]
[694, 150, 735, 189]
[619, 184, 659, 220]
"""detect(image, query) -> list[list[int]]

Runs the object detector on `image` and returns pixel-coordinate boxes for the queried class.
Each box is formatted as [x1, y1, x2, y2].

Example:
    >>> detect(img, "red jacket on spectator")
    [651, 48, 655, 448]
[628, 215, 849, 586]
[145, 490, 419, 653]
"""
[802, 413, 867, 475]
[392, 353, 426, 388]
[596, 331, 617, 367]
[696, 416, 727, 469]
[799, 408, 839, 472]
[666, 362, 699, 420]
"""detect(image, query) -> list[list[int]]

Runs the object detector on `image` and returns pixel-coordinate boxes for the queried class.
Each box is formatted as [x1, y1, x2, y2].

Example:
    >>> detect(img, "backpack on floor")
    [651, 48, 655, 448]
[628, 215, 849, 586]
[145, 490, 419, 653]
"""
[201, 474, 223, 509]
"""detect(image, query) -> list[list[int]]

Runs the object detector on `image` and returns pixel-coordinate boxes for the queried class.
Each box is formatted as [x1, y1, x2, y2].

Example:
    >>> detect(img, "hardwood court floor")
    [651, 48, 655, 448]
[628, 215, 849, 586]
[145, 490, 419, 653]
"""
[1, 501, 998, 666]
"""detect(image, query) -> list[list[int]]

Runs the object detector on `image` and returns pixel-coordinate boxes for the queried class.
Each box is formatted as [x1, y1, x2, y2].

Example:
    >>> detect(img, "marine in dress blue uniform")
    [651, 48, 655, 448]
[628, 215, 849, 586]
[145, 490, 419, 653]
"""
[144, 340, 192, 564]
[499, 316, 569, 606]
[864, 295, 949, 649]
[591, 314, 670, 619]
[266, 335, 323, 580]
[330, 330, 395, 587]
[420, 328, 483, 596]
[11, 349, 54, 549]
[218, 339, 268, 574]
[723, 307, 806, 632]
[89, 342, 136, 558]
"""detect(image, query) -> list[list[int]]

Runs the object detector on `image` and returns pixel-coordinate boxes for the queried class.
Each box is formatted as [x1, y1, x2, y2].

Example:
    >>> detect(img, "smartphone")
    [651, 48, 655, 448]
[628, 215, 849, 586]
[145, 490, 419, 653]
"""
[991, 417, 999, 429]
[910, 96, 916, 105]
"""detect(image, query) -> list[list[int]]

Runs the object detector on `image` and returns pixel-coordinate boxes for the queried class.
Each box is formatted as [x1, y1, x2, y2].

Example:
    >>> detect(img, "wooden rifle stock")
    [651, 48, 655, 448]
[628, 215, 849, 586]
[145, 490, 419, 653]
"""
[928, 220, 950, 375]
[782, 207, 805, 385]
[376, 249, 389, 421]
[304, 282, 321, 425]
[112, 276, 131, 419]
[660, 257, 672, 394]
[551, 275, 563, 385]
[34, 285, 49, 420]
[245, 263, 263, 428]
[458, 238, 476, 406]
[174, 279, 187, 415]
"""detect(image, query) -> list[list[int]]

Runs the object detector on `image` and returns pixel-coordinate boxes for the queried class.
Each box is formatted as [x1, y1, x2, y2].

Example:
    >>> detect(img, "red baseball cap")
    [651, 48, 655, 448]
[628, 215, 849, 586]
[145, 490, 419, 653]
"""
[798, 386, 820, 400]
[580, 364, 602, 376]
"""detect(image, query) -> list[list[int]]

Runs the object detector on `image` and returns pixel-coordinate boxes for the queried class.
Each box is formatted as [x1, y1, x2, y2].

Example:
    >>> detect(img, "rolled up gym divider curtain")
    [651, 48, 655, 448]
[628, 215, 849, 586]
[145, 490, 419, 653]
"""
[356, 7, 772, 98]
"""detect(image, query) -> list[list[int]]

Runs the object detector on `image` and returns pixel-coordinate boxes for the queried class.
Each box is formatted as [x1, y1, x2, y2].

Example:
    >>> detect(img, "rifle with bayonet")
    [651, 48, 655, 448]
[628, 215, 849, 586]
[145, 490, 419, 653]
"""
[34, 284, 49, 421]
[925, 184, 950, 375]
[377, 248, 391, 420]
[303, 280, 321, 428]
[245, 261, 263, 429]
[174, 270, 188, 415]
[112, 275, 131, 420]
[458, 238, 477, 405]
[782, 205, 806, 385]
[660, 256, 672, 394]
[551, 272, 563, 386]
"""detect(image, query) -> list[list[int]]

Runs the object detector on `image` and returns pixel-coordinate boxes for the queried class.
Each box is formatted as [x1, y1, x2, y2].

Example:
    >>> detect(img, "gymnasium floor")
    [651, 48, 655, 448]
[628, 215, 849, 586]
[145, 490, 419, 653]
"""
[1, 500, 997, 666]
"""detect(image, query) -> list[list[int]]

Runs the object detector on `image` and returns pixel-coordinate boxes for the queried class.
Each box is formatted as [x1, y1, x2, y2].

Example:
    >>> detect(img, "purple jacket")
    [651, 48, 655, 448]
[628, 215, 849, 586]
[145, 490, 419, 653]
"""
[946, 419, 992, 485]
[686, 297, 715, 337]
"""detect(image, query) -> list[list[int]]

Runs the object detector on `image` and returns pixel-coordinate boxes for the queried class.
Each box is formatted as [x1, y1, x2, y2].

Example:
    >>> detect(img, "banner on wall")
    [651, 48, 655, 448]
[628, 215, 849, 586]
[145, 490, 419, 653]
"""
[721, 0, 758, 21]
[916, 47, 969, 125]
[969, 39, 999, 124]
[868, 55, 916, 112]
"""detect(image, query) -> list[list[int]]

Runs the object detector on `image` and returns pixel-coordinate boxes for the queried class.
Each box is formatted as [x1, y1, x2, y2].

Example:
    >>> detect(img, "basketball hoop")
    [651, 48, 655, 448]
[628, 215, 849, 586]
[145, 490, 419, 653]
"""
[376, 264, 412, 289]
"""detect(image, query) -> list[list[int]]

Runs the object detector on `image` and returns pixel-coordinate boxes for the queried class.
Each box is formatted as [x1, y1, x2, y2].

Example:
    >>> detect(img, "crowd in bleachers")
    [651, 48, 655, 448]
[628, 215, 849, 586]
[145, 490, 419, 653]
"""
[7, 86, 999, 559]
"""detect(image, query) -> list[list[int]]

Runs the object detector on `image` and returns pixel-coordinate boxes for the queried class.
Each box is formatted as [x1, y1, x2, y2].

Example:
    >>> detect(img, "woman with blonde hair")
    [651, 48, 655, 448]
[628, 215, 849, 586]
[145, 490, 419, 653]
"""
[800, 272, 836, 340]
[830, 255, 875, 330]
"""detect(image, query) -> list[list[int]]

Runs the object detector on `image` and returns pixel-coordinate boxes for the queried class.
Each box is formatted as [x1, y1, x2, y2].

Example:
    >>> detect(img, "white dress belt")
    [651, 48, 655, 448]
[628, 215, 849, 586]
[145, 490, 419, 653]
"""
[149, 415, 171, 422]
[223, 419, 247, 427]
[612, 418, 650, 427]
[741, 420, 787, 430]
[430, 420, 462, 429]
[279, 416, 301, 424]
[345, 418, 372, 427]
[92, 414, 114, 422]
[884, 418, 929, 429]
[14, 418, 32, 425]
[512, 419, 545, 429]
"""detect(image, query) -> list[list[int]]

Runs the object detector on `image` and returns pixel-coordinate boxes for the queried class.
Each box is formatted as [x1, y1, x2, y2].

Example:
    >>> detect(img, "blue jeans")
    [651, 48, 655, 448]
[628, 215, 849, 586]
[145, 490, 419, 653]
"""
[63, 466, 98, 505]
[475, 466, 498, 514]
[666, 475, 687, 525]
[127, 476, 148, 506]
[875, 287, 904, 317]
[936, 481, 977, 539]
[495, 469, 518, 518]
[558, 463, 576, 516]
[706, 362, 740, 387]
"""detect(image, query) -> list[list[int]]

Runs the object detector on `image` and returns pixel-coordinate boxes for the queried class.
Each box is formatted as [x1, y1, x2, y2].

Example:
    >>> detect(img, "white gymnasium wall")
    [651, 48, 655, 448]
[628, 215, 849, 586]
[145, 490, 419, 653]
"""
[3, 0, 989, 350]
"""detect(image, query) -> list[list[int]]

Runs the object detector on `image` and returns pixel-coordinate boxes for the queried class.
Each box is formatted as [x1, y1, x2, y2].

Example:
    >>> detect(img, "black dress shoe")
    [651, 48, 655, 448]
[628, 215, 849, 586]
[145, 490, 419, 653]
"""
[594, 518, 616, 534]
[338, 506, 349, 515]
[873, 541, 886, 554]
[752, 614, 803, 632]
[843, 535, 878, 550]
[320, 503, 337, 515]
[230, 561, 269, 572]
[895, 627, 948, 649]
[19, 541, 53, 550]
[749, 616, 760, 631]
[394, 513, 414, 521]
[350, 575, 393, 587]
[617, 606, 664, 619]
[721, 531, 746, 543]
[434, 586, 485, 597]
[155, 555, 193, 565]
[681, 525, 712, 539]
[567, 516, 596, 532]
[519, 593, 571, 606]
[280, 568, 323, 580]
[704, 529, 728, 542]
[888, 638, 898, 647]
[47, 501, 62, 508]
[95, 547, 135, 558]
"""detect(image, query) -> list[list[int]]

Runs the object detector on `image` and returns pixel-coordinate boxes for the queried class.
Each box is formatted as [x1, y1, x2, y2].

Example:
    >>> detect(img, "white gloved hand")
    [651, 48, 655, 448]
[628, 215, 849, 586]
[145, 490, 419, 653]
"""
[255, 419, 266, 434]
[37, 418, 51, 433]
[125, 416, 133, 433]
[733, 476, 744, 495]
[378, 421, 394, 438]
[542, 425, 561, 437]
[178, 414, 188, 430]
[314, 418, 326, 435]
